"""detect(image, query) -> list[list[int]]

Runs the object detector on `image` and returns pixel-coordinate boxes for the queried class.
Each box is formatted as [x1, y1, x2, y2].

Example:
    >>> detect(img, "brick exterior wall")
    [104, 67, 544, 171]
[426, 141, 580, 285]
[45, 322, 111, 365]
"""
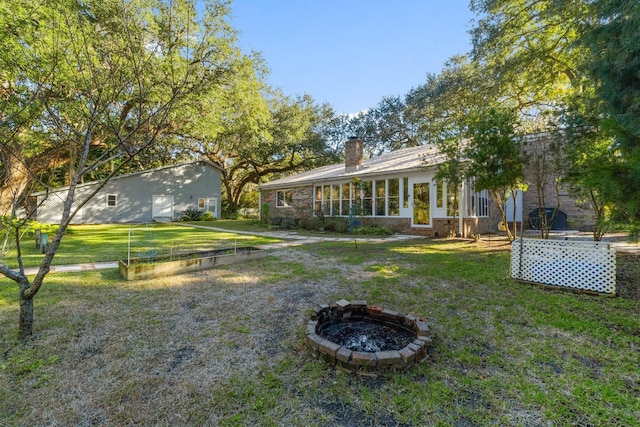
[262, 187, 314, 220]
[521, 134, 596, 231]
[521, 184, 595, 231]
[345, 137, 364, 171]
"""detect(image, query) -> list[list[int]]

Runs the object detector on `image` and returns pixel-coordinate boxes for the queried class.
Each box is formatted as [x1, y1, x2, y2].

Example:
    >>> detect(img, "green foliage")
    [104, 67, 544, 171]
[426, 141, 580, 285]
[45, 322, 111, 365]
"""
[350, 225, 392, 236]
[469, 0, 640, 235]
[470, 0, 586, 113]
[581, 0, 640, 142]
[27, 221, 59, 236]
[325, 219, 345, 233]
[180, 208, 203, 222]
[0, 0, 267, 338]
[577, 0, 640, 231]
[558, 96, 622, 240]
[298, 217, 323, 231]
[1, 347, 58, 377]
[200, 91, 339, 212]
[466, 107, 527, 241]
[201, 211, 215, 222]
[467, 108, 526, 192]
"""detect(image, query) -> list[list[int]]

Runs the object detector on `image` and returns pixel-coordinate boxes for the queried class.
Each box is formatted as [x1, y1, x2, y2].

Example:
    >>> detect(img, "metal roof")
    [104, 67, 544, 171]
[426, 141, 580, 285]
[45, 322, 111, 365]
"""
[31, 159, 222, 196]
[258, 144, 447, 190]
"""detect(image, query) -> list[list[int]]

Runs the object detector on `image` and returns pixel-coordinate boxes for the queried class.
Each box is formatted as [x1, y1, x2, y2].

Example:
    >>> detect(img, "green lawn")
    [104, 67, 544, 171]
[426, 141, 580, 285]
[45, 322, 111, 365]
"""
[1, 223, 281, 269]
[195, 219, 271, 233]
[1, 237, 638, 426]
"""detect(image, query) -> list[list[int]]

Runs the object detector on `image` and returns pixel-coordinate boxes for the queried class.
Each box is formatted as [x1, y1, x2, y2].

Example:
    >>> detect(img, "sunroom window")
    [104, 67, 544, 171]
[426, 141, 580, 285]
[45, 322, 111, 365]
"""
[388, 178, 399, 216]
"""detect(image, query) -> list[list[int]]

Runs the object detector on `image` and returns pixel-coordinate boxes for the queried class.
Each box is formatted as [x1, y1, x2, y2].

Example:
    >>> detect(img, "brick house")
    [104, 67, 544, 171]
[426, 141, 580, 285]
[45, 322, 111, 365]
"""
[258, 138, 491, 237]
[260, 134, 598, 236]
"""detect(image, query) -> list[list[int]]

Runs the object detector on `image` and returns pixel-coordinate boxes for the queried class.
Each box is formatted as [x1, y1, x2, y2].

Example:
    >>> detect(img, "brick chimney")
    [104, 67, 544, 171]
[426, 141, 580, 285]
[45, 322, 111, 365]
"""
[345, 136, 363, 172]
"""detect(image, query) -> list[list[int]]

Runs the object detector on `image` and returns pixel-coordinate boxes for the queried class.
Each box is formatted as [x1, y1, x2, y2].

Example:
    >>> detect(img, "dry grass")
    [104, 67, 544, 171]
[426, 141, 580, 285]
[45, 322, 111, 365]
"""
[1, 248, 355, 425]
[1, 239, 639, 426]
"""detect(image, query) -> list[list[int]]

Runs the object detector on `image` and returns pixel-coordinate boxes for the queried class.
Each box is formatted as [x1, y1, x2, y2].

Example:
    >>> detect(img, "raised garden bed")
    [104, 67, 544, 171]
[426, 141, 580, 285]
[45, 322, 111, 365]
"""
[119, 247, 266, 281]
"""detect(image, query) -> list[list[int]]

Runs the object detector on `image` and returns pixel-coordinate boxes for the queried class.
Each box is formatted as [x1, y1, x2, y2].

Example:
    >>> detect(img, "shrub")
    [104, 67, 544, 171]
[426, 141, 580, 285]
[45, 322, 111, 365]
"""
[322, 218, 349, 233]
[350, 225, 392, 236]
[202, 211, 215, 221]
[180, 208, 203, 221]
[27, 221, 59, 236]
[299, 217, 323, 231]
[333, 220, 349, 233]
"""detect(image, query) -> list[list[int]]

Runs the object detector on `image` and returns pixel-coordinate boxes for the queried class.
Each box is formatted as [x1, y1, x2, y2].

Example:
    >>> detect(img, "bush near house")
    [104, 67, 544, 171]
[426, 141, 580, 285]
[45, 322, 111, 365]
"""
[180, 208, 203, 221]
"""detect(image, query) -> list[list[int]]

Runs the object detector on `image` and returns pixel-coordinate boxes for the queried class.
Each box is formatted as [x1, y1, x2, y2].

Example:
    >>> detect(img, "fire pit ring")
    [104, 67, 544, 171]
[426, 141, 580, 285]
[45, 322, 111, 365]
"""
[306, 299, 431, 373]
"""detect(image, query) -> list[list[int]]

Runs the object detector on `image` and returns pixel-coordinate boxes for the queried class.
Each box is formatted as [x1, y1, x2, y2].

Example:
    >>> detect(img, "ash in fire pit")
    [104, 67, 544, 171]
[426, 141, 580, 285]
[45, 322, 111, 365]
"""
[319, 320, 415, 352]
[306, 299, 431, 373]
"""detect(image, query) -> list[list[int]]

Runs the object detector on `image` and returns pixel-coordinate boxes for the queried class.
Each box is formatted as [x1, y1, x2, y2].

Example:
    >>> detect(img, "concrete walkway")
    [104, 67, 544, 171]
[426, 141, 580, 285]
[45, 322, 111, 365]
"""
[21, 225, 422, 276]
[179, 223, 422, 249]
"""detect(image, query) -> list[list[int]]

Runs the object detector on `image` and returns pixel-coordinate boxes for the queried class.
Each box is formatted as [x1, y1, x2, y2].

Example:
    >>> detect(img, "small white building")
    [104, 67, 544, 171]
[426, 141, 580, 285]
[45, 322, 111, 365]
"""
[33, 160, 222, 224]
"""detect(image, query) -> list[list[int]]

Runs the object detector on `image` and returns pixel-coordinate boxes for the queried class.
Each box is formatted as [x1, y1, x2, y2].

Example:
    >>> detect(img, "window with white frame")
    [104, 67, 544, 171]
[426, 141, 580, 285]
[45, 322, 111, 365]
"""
[436, 179, 444, 209]
[375, 180, 386, 216]
[314, 186, 323, 215]
[313, 178, 414, 218]
[323, 185, 330, 214]
[446, 183, 458, 217]
[361, 181, 373, 216]
[198, 198, 206, 209]
[403, 177, 409, 208]
[352, 183, 363, 214]
[388, 178, 399, 216]
[106, 194, 117, 207]
[465, 179, 489, 217]
[340, 183, 350, 215]
[331, 184, 340, 216]
[276, 189, 293, 207]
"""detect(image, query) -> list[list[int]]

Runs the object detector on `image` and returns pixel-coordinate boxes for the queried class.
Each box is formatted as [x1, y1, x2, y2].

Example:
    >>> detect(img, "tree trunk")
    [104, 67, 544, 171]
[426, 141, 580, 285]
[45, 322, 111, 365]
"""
[18, 280, 34, 339]
[0, 158, 31, 217]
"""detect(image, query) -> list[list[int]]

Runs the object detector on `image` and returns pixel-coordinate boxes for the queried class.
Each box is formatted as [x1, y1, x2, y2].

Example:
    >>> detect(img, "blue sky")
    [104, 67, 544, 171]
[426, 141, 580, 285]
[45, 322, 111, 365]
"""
[228, 1, 475, 114]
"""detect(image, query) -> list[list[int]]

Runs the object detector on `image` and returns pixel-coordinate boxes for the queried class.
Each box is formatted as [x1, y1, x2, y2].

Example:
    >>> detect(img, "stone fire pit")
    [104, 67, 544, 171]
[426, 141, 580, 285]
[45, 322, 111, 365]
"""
[306, 299, 431, 373]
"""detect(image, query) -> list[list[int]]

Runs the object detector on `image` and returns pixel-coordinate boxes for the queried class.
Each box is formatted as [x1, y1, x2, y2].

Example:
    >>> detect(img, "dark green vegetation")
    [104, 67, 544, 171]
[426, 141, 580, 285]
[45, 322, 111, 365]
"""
[1, 238, 638, 425]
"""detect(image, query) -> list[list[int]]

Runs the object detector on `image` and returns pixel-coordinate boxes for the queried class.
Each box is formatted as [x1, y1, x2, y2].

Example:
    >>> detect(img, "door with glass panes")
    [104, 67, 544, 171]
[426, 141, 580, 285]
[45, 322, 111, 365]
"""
[411, 181, 430, 226]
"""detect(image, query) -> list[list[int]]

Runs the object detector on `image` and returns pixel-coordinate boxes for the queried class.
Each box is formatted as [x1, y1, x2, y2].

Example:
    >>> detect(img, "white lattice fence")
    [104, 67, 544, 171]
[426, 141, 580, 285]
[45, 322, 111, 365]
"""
[510, 238, 617, 294]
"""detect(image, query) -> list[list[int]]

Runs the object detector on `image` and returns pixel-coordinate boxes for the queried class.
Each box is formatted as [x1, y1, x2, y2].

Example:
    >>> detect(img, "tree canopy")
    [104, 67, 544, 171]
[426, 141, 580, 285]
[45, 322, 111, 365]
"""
[0, 0, 266, 338]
